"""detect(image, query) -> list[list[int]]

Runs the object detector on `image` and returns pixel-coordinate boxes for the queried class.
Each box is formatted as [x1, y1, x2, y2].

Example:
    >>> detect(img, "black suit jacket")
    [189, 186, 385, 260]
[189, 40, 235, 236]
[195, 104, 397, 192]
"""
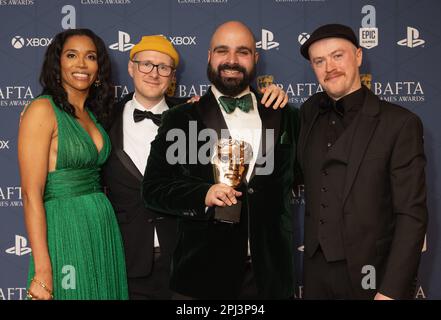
[142, 87, 299, 299]
[298, 86, 428, 299]
[102, 92, 186, 278]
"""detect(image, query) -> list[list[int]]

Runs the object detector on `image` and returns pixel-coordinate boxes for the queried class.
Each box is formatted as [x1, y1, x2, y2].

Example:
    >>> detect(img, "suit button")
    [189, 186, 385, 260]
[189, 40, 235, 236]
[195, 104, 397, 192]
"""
[322, 170, 328, 176]
[319, 219, 325, 225]
[321, 187, 328, 192]
[248, 188, 254, 195]
[320, 203, 328, 209]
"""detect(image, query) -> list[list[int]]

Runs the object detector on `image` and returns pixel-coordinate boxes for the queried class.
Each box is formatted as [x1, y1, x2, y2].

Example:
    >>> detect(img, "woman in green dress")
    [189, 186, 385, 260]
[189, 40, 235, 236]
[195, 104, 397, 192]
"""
[18, 29, 128, 300]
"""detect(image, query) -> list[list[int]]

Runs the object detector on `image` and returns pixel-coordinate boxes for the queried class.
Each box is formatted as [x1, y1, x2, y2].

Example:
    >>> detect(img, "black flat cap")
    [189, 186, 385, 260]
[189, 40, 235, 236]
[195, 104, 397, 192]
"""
[300, 23, 359, 60]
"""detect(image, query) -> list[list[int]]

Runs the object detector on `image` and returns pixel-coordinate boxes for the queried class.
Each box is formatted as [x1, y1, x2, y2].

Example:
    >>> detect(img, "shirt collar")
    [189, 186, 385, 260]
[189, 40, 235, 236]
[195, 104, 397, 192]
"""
[211, 85, 252, 102]
[132, 93, 169, 114]
[333, 86, 365, 114]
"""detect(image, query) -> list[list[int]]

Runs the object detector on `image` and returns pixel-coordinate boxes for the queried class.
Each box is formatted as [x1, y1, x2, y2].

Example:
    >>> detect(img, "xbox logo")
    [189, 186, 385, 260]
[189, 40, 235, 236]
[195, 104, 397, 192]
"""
[12, 36, 25, 49]
[298, 32, 310, 45]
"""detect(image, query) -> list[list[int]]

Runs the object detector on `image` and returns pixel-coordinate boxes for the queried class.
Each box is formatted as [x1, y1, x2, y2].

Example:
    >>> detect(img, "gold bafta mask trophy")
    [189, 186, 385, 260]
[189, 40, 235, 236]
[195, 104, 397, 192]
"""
[211, 139, 253, 223]
[257, 74, 274, 91]
[360, 73, 372, 90]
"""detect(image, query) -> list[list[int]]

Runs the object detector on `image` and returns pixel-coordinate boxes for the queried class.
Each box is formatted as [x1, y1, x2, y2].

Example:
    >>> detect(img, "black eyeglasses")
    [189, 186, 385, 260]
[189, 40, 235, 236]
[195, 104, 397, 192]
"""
[131, 60, 175, 77]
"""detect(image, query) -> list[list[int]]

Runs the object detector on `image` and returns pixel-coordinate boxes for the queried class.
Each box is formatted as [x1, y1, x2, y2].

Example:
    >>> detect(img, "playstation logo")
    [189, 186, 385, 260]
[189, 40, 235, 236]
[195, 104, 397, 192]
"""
[256, 29, 279, 50]
[109, 31, 134, 52]
[397, 27, 425, 48]
[5, 235, 31, 256]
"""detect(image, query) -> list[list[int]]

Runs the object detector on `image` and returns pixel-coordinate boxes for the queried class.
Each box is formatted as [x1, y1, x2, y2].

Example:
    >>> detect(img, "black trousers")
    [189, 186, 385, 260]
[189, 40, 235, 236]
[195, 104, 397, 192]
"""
[128, 248, 172, 300]
[303, 247, 354, 299]
[172, 257, 259, 300]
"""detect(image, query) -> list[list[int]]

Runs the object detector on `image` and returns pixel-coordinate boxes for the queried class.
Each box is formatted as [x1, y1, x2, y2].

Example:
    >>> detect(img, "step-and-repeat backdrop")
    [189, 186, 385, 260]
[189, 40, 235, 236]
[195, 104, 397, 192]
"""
[0, 0, 439, 300]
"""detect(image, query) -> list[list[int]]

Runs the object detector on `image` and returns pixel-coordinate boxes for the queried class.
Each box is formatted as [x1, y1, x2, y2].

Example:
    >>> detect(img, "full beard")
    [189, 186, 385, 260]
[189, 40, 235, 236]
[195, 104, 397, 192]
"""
[207, 62, 256, 97]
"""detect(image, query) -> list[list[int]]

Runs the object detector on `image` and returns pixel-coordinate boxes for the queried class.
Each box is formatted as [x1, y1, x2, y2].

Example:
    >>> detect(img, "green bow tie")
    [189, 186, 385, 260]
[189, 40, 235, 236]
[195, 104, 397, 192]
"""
[218, 93, 253, 114]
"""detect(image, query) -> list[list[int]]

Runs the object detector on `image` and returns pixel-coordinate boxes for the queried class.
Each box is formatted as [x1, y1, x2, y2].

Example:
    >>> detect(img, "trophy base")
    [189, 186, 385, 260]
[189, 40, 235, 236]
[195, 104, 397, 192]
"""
[214, 200, 242, 224]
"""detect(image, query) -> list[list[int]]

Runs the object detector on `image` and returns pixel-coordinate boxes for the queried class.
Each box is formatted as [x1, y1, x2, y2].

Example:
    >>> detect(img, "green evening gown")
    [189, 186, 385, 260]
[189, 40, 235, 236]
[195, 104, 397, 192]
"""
[27, 95, 128, 300]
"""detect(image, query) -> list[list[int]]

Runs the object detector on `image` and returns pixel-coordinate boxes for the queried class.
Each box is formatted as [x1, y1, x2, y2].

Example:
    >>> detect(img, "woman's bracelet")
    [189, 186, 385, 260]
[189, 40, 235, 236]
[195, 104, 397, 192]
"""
[31, 277, 54, 299]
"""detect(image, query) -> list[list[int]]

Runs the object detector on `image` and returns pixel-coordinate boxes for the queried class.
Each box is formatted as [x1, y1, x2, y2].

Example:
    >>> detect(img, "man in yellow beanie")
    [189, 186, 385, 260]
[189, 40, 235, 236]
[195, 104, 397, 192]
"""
[102, 35, 186, 300]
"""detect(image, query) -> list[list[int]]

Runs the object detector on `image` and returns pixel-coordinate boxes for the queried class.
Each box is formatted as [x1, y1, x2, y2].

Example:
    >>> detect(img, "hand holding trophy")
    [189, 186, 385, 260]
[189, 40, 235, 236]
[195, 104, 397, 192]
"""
[210, 139, 253, 223]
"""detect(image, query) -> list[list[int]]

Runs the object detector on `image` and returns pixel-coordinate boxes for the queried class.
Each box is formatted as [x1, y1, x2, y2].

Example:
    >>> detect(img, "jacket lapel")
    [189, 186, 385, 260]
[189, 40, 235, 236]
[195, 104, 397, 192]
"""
[110, 92, 172, 183]
[110, 100, 144, 182]
[299, 107, 320, 170]
[249, 92, 282, 181]
[342, 89, 380, 205]
[195, 88, 229, 139]
[191, 88, 228, 184]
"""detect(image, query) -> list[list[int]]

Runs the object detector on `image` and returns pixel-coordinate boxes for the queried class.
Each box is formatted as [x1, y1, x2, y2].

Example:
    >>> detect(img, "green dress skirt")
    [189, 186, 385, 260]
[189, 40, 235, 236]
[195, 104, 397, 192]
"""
[27, 95, 128, 299]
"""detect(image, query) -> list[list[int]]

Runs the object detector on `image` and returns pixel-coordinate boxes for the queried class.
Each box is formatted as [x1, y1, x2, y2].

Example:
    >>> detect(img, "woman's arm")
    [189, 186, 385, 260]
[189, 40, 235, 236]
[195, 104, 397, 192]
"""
[18, 98, 56, 300]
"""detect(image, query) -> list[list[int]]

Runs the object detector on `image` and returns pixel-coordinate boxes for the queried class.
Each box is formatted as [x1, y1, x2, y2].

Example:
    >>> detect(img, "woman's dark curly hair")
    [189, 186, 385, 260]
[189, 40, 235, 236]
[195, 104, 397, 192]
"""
[39, 28, 113, 126]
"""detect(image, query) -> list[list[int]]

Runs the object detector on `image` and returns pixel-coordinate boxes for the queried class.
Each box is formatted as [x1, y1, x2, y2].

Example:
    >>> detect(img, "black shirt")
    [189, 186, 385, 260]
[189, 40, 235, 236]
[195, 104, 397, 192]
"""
[319, 86, 366, 152]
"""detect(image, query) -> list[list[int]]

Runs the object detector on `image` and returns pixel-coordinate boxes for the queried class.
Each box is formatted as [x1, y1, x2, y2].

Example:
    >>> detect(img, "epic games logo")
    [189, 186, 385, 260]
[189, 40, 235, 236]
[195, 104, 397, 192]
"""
[359, 5, 378, 49]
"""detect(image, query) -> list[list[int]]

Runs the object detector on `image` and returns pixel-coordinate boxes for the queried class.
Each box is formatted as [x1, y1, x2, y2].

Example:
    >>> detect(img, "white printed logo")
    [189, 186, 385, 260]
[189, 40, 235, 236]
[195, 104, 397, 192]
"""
[256, 29, 279, 50]
[11, 36, 25, 49]
[109, 31, 134, 52]
[61, 4, 76, 30]
[0, 140, 10, 149]
[359, 5, 378, 49]
[298, 33, 310, 45]
[169, 36, 196, 46]
[5, 235, 31, 256]
[11, 35, 52, 49]
[397, 27, 425, 48]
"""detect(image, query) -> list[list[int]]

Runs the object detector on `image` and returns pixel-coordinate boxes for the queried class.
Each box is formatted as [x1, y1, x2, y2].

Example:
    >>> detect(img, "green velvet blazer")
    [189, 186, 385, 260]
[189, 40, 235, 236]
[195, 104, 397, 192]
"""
[142, 87, 300, 299]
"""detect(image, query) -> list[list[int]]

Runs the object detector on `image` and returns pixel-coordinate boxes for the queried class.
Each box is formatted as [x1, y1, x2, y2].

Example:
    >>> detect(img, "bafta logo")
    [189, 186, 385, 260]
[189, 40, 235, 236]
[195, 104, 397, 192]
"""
[211, 139, 253, 223]
[257, 75, 274, 91]
[166, 76, 177, 96]
[360, 73, 372, 90]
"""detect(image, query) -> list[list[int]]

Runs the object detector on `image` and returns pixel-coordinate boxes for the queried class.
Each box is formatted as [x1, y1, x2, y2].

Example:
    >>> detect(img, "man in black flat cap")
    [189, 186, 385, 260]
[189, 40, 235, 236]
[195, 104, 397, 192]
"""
[298, 23, 427, 299]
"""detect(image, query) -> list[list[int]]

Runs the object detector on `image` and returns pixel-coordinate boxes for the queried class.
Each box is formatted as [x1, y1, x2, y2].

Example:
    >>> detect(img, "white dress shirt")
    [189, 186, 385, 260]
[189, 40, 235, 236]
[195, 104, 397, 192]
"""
[211, 86, 262, 182]
[123, 94, 169, 248]
[211, 86, 262, 256]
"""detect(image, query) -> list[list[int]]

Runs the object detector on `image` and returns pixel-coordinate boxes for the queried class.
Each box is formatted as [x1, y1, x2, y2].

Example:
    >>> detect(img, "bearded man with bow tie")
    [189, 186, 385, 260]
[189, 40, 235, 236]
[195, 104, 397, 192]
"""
[102, 34, 290, 300]
[142, 21, 299, 299]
